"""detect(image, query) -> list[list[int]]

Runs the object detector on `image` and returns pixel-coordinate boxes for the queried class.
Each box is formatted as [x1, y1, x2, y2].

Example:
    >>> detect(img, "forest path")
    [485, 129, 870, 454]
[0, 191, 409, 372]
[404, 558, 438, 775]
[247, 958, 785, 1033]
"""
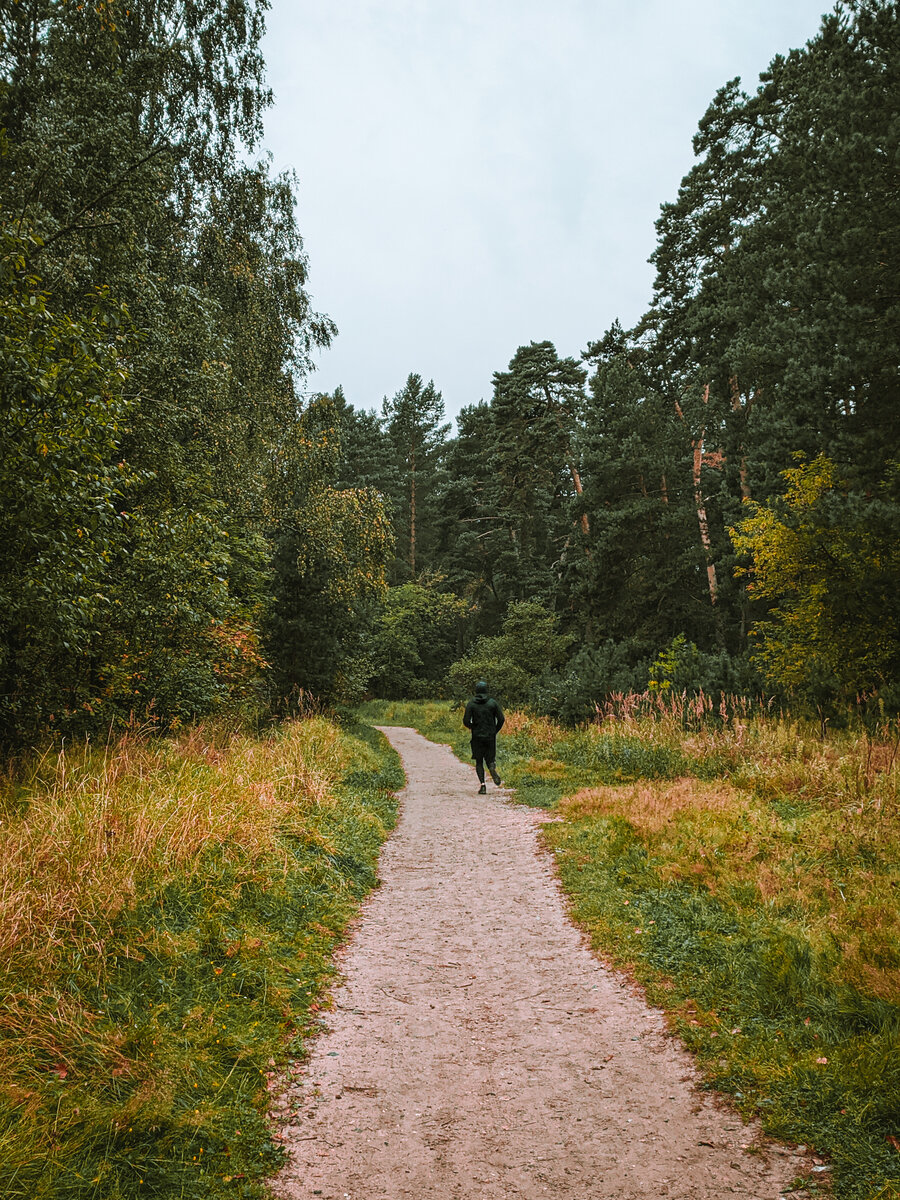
[272, 726, 798, 1199]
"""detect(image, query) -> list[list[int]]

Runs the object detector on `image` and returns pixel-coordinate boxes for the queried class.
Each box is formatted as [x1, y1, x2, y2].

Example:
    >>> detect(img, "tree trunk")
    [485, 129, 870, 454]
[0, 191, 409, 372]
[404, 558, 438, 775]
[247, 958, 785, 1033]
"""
[729, 374, 754, 502]
[675, 385, 719, 609]
[568, 461, 590, 537]
[409, 442, 416, 576]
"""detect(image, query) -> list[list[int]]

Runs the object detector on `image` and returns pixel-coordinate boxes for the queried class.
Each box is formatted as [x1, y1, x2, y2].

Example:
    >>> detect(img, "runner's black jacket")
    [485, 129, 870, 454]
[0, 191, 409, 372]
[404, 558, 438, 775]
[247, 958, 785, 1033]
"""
[463, 694, 504, 759]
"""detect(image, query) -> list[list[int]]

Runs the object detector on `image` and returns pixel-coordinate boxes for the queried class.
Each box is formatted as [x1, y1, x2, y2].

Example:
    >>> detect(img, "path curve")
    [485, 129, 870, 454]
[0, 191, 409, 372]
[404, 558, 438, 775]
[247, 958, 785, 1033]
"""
[272, 727, 800, 1199]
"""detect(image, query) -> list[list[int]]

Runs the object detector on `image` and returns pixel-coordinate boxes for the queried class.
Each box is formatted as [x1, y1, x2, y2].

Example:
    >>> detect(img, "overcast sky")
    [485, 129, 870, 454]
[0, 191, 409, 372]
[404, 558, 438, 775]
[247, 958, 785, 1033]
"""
[261, 0, 829, 421]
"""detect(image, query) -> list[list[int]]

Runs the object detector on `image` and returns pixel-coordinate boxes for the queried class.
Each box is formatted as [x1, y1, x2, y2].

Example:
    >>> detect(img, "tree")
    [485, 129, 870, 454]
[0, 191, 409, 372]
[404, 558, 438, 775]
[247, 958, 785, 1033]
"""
[490, 342, 588, 602]
[569, 324, 708, 652]
[0, 0, 335, 736]
[382, 373, 449, 580]
[432, 401, 509, 635]
[633, 1, 900, 660]
[448, 601, 573, 704]
[732, 456, 900, 714]
[367, 579, 468, 699]
[265, 397, 393, 705]
[0, 217, 135, 738]
[326, 386, 400, 497]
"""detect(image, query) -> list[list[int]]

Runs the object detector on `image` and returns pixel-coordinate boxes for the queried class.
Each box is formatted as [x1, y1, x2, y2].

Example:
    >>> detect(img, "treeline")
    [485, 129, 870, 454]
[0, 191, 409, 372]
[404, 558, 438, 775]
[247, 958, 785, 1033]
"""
[2, 1, 898, 744]
[327, 0, 900, 722]
[0, 0, 390, 742]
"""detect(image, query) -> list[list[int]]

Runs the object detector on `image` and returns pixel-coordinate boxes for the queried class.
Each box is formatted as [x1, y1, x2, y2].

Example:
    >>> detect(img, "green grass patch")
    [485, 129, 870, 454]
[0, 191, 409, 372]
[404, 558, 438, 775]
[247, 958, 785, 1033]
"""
[0, 718, 403, 1198]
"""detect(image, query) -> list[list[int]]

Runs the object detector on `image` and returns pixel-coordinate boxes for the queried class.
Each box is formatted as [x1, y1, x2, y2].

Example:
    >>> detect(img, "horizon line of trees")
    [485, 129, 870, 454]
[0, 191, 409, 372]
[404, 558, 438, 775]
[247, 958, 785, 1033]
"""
[325, 0, 900, 722]
[2, 0, 898, 746]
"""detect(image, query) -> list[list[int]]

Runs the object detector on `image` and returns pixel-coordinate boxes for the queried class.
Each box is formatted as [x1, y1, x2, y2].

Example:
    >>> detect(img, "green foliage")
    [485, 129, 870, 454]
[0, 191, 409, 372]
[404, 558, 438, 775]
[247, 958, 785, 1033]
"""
[732, 456, 900, 715]
[3, 0, 897, 739]
[367, 579, 468, 699]
[0, 216, 136, 737]
[0, 2, 348, 740]
[264, 397, 393, 707]
[570, 327, 708, 649]
[647, 634, 763, 699]
[448, 600, 573, 704]
[528, 641, 648, 725]
[434, 342, 590, 623]
[381, 373, 449, 581]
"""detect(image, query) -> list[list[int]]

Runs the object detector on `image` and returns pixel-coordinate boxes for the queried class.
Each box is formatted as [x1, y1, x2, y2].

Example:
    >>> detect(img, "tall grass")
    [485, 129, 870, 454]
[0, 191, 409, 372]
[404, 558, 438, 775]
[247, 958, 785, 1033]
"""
[364, 697, 900, 1200]
[0, 717, 402, 1198]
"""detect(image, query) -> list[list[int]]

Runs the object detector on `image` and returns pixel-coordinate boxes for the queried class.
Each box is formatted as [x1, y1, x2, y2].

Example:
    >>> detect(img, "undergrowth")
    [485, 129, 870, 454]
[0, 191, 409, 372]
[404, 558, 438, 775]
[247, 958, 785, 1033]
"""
[0, 717, 402, 1198]
[361, 697, 900, 1200]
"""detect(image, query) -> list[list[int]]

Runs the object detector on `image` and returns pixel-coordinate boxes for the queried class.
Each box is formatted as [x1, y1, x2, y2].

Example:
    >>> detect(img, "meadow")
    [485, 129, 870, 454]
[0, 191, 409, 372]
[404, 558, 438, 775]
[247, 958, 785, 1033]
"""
[362, 697, 900, 1200]
[0, 717, 402, 1199]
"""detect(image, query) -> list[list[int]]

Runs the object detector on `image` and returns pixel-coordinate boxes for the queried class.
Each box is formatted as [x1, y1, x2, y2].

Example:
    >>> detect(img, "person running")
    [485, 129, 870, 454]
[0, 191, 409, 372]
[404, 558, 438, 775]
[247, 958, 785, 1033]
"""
[463, 680, 504, 794]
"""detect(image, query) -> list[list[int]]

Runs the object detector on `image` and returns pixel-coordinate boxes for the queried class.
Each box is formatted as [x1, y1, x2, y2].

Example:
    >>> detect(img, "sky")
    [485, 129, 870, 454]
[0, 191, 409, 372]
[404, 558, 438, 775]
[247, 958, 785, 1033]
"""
[260, 0, 830, 421]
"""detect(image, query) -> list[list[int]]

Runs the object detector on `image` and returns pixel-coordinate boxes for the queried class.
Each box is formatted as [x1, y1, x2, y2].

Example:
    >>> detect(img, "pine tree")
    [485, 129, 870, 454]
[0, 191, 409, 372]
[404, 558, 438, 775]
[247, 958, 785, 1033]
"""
[382, 373, 449, 581]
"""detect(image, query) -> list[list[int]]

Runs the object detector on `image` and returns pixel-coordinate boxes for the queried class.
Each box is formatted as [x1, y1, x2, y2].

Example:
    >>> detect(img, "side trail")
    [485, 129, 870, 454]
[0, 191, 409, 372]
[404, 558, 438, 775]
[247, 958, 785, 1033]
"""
[272, 726, 801, 1199]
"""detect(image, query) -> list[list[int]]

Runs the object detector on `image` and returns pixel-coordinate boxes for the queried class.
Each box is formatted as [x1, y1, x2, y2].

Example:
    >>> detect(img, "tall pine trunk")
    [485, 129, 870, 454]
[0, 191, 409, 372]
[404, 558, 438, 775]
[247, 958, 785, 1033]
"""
[676, 385, 720, 616]
[409, 441, 416, 576]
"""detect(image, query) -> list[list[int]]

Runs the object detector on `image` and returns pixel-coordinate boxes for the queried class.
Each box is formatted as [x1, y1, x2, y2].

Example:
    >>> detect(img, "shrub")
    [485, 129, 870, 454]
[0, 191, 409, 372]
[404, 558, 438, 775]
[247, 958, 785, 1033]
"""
[447, 601, 572, 703]
[530, 640, 649, 724]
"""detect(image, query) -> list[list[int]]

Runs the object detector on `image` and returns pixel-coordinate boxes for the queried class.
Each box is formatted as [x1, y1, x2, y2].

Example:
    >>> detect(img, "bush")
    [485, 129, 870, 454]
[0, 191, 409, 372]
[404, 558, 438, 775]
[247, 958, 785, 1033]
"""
[530, 641, 649, 724]
[367, 579, 467, 699]
[648, 635, 763, 699]
[447, 601, 572, 704]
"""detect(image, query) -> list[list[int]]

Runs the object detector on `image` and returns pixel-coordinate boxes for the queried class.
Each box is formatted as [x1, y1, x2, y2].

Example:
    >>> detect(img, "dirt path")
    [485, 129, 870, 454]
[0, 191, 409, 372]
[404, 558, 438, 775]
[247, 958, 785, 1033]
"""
[272, 727, 801, 1199]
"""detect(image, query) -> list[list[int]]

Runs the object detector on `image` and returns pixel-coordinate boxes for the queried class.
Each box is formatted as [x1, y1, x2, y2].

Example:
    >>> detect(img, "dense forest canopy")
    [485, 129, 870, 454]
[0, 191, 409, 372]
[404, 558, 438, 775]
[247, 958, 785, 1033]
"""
[1, 0, 898, 744]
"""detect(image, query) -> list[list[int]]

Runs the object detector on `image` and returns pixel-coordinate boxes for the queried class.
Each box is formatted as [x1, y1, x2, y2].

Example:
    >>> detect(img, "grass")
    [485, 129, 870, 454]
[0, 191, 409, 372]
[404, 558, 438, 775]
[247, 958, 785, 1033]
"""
[0, 716, 403, 1198]
[361, 697, 900, 1200]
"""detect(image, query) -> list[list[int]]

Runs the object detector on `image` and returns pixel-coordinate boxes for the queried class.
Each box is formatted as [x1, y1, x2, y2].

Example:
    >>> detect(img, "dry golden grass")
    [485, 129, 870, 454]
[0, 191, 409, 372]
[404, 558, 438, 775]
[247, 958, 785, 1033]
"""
[559, 716, 900, 1004]
[0, 717, 348, 973]
[560, 777, 744, 834]
[502, 710, 564, 750]
[0, 715, 400, 1198]
[524, 757, 573, 780]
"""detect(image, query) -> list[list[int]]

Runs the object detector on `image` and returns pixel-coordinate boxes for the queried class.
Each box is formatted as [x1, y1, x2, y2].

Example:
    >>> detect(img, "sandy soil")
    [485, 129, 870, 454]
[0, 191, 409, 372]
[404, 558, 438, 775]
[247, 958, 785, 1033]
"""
[271, 726, 805, 1199]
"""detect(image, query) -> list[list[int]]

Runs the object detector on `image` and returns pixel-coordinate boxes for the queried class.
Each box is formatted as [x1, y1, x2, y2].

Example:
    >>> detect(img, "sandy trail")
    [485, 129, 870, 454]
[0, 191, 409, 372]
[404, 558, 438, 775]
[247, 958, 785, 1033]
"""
[272, 726, 801, 1199]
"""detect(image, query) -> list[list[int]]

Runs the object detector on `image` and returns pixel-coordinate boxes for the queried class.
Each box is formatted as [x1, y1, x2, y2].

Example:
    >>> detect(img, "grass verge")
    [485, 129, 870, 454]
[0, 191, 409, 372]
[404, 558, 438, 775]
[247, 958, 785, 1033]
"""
[360, 698, 900, 1200]
[0, 717, 402, 1198]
